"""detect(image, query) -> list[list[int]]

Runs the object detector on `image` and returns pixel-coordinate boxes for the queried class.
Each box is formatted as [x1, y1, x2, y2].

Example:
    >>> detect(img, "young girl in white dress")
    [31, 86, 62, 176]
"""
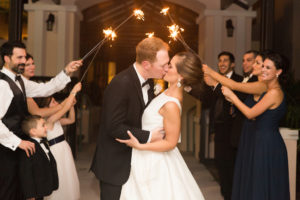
[35, 83, 81, 200]
[117, 52, 205, 200]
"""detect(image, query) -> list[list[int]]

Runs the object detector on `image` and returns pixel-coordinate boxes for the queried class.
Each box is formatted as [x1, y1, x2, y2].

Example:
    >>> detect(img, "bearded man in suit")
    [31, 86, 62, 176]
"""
[90, 37, 170, 200]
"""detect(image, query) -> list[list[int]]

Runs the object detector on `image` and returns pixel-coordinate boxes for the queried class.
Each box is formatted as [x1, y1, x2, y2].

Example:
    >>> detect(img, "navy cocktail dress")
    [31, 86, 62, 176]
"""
[232, 93, 289, 200]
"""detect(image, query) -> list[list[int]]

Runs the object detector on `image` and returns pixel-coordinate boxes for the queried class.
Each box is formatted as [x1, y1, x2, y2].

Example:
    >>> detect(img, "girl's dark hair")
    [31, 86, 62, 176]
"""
[175, 51, 204, 87]
[34, 96, 52, 108]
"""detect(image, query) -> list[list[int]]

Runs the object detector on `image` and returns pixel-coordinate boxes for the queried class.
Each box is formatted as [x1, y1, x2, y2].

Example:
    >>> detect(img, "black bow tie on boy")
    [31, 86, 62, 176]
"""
[40, 138, 50, 150]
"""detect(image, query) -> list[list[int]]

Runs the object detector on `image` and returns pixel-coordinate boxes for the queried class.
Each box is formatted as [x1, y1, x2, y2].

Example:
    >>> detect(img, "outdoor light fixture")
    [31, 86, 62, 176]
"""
[226, 19, 234, 37]
[46, 13, 55, 31]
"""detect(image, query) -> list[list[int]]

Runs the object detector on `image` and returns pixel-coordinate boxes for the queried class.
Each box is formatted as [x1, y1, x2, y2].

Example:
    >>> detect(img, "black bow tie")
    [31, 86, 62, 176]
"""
[15, 75, 22, 82]
[40, 138, 49, 148]
[142, 79, 150, 87]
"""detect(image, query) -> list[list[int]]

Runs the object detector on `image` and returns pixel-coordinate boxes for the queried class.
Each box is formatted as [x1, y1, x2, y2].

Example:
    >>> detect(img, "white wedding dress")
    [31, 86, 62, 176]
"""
[45, 121, 80, 200]
[120, 91, 205, 200]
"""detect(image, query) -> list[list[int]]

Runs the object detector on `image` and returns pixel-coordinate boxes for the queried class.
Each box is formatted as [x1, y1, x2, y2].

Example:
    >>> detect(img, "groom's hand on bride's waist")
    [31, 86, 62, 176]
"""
[150, 127, 165, 142]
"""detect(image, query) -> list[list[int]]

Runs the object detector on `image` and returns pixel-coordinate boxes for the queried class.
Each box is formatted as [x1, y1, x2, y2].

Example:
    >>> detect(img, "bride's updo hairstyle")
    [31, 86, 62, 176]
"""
[175, 51, 204, 87]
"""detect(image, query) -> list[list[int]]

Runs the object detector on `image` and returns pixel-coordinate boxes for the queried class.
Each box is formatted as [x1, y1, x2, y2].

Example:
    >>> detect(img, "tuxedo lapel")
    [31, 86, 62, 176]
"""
[30, 138, 51, 163]
[128, 66, 145, 107]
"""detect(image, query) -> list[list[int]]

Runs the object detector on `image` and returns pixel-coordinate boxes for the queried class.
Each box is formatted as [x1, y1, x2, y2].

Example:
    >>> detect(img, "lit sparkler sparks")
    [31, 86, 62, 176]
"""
[160, 7, 169, 15]
[145, 32, 154, 38]
[134, 9, 145, 20]
[168, 24, 184, 40]
[103, 27, 117, 41]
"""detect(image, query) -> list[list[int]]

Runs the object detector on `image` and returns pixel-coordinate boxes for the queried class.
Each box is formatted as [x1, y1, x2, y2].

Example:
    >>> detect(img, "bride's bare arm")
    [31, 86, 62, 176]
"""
[116, 102, 181, 152]
[203, 65, 267, 95]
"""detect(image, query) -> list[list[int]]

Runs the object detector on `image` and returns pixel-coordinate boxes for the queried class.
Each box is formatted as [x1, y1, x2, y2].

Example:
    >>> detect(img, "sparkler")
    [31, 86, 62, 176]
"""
[103, 27, 117, 41]
[146, 32, 155, 38]
[81, 8, 145, 61]
[80, 7, 146, 82]
[134, 9, 145, 21]
[167, 24, 184, 41]
[161, 7, 203, 61]
[160, 7, 169, 16]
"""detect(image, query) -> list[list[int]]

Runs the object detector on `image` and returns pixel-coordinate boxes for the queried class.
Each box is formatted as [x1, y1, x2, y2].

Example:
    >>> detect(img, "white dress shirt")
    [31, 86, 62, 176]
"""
[31, 137, 50, 160]
[214, 70, 233, 90]
[0, 67, 70, 150]
[133, 64, 152, 142]
[242, 74, 253, 83]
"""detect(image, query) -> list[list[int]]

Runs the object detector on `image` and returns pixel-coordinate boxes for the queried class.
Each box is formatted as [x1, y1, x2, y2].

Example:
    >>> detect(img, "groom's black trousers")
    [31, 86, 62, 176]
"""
[100, 181, 122, 200]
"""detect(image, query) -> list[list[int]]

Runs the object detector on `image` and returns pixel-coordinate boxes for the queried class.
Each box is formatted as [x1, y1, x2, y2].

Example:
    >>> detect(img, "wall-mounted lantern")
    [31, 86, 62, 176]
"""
[46, 13, 55, 31]
[226, 19, 234, 37]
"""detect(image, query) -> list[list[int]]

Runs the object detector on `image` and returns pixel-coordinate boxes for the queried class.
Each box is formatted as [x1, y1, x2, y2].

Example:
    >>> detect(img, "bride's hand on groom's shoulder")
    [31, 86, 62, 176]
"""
[116, 131, 141, 149]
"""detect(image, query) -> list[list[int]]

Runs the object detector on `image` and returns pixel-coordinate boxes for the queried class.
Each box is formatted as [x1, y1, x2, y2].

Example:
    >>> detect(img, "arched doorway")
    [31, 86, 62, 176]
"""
[79, 0, 199, 103]
[79, 0, 202, 150]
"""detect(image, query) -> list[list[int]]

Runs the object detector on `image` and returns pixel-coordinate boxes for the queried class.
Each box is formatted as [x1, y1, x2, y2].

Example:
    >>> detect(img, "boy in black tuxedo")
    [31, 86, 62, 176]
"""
[19, 115, 58, 200]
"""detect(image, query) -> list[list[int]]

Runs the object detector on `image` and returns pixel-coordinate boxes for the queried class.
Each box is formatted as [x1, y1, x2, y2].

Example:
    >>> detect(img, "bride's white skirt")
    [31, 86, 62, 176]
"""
[120, 147, 205, 200]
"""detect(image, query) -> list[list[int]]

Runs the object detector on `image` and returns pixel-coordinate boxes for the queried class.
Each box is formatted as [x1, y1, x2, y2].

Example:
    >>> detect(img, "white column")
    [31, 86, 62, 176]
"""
[235, 16, 246, 75]
[57, 10, 67, 73]
[25, 3, 82, 76]
[26, 9, 46, 75]
[213, 15, 223, 69]
[280, 128, 299, 200]
[200, 9, 256, 74]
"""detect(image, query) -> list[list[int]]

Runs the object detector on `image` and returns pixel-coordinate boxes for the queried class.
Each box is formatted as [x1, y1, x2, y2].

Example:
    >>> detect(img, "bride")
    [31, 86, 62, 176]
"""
[117, 51, 205, 200]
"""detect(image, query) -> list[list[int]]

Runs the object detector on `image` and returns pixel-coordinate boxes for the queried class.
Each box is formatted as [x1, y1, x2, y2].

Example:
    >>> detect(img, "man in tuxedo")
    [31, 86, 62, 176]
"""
[90, 37, 170, 200]
[0, 41, 81, 200]
[230, 50, 258, 148]
[207, 51, 243, 200]
[187, 51, 258, 199]
[19, 115, 58, 200]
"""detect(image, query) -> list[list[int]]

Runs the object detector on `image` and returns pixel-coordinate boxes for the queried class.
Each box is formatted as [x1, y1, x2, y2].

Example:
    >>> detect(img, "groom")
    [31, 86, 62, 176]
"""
[90, 37, 170, 200]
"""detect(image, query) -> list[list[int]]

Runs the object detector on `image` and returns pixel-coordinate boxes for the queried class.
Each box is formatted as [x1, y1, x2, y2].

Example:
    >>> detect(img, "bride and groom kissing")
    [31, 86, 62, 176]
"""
[90, 37, 205, 200]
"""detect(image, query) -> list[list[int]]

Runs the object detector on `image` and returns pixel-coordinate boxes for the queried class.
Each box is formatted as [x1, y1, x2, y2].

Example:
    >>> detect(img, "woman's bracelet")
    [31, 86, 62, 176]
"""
[71, 92, 77, 96]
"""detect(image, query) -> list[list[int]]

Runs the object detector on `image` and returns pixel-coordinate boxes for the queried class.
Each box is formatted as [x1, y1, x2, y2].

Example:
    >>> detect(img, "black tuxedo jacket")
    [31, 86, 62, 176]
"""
[18, 138, 58, 199]
[230, 75, 258, 148]
[90, 66, 154, 186]
[188, 72, 243, 134]
[210, 72, 243, 141]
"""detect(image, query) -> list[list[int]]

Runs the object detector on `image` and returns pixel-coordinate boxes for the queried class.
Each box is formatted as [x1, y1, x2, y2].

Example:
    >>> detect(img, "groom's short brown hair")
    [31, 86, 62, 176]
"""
[136, 37, 169, 64]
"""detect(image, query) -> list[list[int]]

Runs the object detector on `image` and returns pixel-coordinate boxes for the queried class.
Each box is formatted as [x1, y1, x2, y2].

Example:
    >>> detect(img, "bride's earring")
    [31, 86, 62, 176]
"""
[177, 79, 182, 88]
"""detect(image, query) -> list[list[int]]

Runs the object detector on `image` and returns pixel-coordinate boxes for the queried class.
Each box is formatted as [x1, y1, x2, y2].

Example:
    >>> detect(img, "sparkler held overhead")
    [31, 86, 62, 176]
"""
[160, 7, 204, 62]
[80, 5, 204, 83]
[80, 7, 146, 82]
[103, 27, 117, 41]
[146, 32, 155, 38]
[134, 9, 145, 21]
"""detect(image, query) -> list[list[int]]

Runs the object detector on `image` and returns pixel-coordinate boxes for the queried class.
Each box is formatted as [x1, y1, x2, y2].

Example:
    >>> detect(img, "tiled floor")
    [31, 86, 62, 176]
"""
[75, 143, 223, 200]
